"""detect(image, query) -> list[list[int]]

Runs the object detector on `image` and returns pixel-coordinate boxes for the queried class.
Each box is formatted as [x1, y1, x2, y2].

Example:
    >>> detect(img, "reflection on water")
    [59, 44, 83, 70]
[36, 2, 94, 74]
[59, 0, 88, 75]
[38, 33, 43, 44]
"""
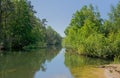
[0, 46, 61, 78]
[34, 48, 73, 78]
[64, 51, 111, 78]
[0, 47, 120, 78]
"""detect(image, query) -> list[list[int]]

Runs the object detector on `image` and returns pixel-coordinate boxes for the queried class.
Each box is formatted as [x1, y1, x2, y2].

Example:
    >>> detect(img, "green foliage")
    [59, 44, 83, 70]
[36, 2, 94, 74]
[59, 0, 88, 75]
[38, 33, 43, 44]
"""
[46, 26, 62, 45]
[0, 0, 61, 50]
[63, 3, 120, 59]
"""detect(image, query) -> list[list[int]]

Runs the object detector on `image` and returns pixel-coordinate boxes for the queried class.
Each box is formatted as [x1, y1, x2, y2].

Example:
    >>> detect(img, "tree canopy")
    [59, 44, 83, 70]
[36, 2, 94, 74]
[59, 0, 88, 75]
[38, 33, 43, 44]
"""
[63, 3, 120, 59]
[0, 0, 62, 50]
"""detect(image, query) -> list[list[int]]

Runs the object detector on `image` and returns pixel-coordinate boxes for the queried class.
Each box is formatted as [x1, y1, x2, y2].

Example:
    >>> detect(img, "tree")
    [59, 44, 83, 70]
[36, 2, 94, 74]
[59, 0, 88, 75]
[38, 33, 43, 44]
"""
[0, 0, 2, 42]
[0, 0, 61, 50]
[63, 4, 120, 59]
[0, 0, 14, 49]
[64, 5, 102, 49]
[46, 26, 62, 45]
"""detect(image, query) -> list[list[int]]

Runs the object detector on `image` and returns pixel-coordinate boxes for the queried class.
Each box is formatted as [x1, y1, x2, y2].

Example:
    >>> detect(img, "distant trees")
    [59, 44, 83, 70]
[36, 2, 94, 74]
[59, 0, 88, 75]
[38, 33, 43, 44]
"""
[46, 26, 62, 45]
[63, 3, 120, 59]
[0, 0, 62, 50]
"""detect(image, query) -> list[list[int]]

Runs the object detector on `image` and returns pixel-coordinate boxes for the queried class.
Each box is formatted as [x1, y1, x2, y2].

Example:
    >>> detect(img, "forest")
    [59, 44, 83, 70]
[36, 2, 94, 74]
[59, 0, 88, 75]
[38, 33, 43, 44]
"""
[63, 3, 120, 59]
[0, 0, 62, 50]
[0, 0, 120, 59]
[0, 0, 120, 78]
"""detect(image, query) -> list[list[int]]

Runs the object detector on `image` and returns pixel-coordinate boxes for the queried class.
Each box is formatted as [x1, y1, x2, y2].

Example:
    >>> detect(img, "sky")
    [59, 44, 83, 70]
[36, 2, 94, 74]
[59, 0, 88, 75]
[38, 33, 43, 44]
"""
[30, 0, 119, 37]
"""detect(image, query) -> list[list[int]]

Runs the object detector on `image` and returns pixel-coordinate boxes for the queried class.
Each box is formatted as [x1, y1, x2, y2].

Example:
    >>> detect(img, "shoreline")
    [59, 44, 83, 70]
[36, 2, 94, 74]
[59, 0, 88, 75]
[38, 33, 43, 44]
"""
[99, 64, 120, 78]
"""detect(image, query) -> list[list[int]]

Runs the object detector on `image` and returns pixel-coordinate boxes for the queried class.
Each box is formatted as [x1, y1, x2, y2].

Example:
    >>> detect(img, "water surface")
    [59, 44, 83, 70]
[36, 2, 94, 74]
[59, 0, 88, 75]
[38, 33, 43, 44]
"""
[0, 47, 116, 78]
[34, 49, 73, 78]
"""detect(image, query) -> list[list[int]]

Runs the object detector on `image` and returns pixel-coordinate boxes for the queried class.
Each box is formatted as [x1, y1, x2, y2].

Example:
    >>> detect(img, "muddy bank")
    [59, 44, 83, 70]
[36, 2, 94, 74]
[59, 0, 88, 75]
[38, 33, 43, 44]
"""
[98, 64, 120, 78]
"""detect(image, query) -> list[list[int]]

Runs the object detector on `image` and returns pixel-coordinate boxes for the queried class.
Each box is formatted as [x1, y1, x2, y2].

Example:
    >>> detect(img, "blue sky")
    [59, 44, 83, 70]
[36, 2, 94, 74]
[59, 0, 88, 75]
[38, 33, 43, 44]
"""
[30, 0, 119, 37]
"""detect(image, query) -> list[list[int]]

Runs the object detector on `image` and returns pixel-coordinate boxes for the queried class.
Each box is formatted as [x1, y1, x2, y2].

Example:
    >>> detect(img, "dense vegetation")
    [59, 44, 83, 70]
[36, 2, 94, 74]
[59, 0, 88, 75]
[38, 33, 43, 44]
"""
[0, 0, 62, 50]
[63, 3, 120, 59]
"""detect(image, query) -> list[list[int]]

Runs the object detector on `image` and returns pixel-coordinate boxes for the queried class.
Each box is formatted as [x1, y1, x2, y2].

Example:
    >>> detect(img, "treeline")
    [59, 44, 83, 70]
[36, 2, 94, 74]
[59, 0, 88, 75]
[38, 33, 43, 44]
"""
[0, 0, 62, 50]
[63, 3, 120, 59]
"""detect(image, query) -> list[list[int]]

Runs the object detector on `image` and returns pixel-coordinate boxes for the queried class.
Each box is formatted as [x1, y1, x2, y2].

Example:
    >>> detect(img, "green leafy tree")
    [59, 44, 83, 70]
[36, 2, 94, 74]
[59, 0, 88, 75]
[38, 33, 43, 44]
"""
[46, 26, 62, 45]
[64, 5, 102, 52]
[64, 3, 120, 59]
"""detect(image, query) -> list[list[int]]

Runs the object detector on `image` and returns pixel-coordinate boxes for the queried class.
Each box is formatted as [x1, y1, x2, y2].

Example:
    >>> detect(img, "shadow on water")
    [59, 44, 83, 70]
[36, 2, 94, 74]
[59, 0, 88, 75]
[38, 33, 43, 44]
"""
[0, 45, 62, 78]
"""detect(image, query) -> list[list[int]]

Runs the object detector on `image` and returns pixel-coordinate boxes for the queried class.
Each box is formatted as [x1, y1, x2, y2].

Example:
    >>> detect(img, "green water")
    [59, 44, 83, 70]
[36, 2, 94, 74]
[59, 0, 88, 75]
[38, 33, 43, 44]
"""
[0, 46, 61, 78]
[0, 47, 118, 78]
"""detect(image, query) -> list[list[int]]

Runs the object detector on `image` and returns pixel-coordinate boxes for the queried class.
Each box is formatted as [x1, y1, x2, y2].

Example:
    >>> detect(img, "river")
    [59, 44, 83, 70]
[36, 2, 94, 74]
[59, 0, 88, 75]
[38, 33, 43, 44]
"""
[0, 46, 119, 78]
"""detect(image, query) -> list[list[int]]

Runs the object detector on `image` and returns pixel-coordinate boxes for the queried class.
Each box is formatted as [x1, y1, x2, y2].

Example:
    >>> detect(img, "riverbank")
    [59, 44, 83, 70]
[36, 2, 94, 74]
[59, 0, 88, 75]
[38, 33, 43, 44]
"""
[99, 64, 120, 78]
